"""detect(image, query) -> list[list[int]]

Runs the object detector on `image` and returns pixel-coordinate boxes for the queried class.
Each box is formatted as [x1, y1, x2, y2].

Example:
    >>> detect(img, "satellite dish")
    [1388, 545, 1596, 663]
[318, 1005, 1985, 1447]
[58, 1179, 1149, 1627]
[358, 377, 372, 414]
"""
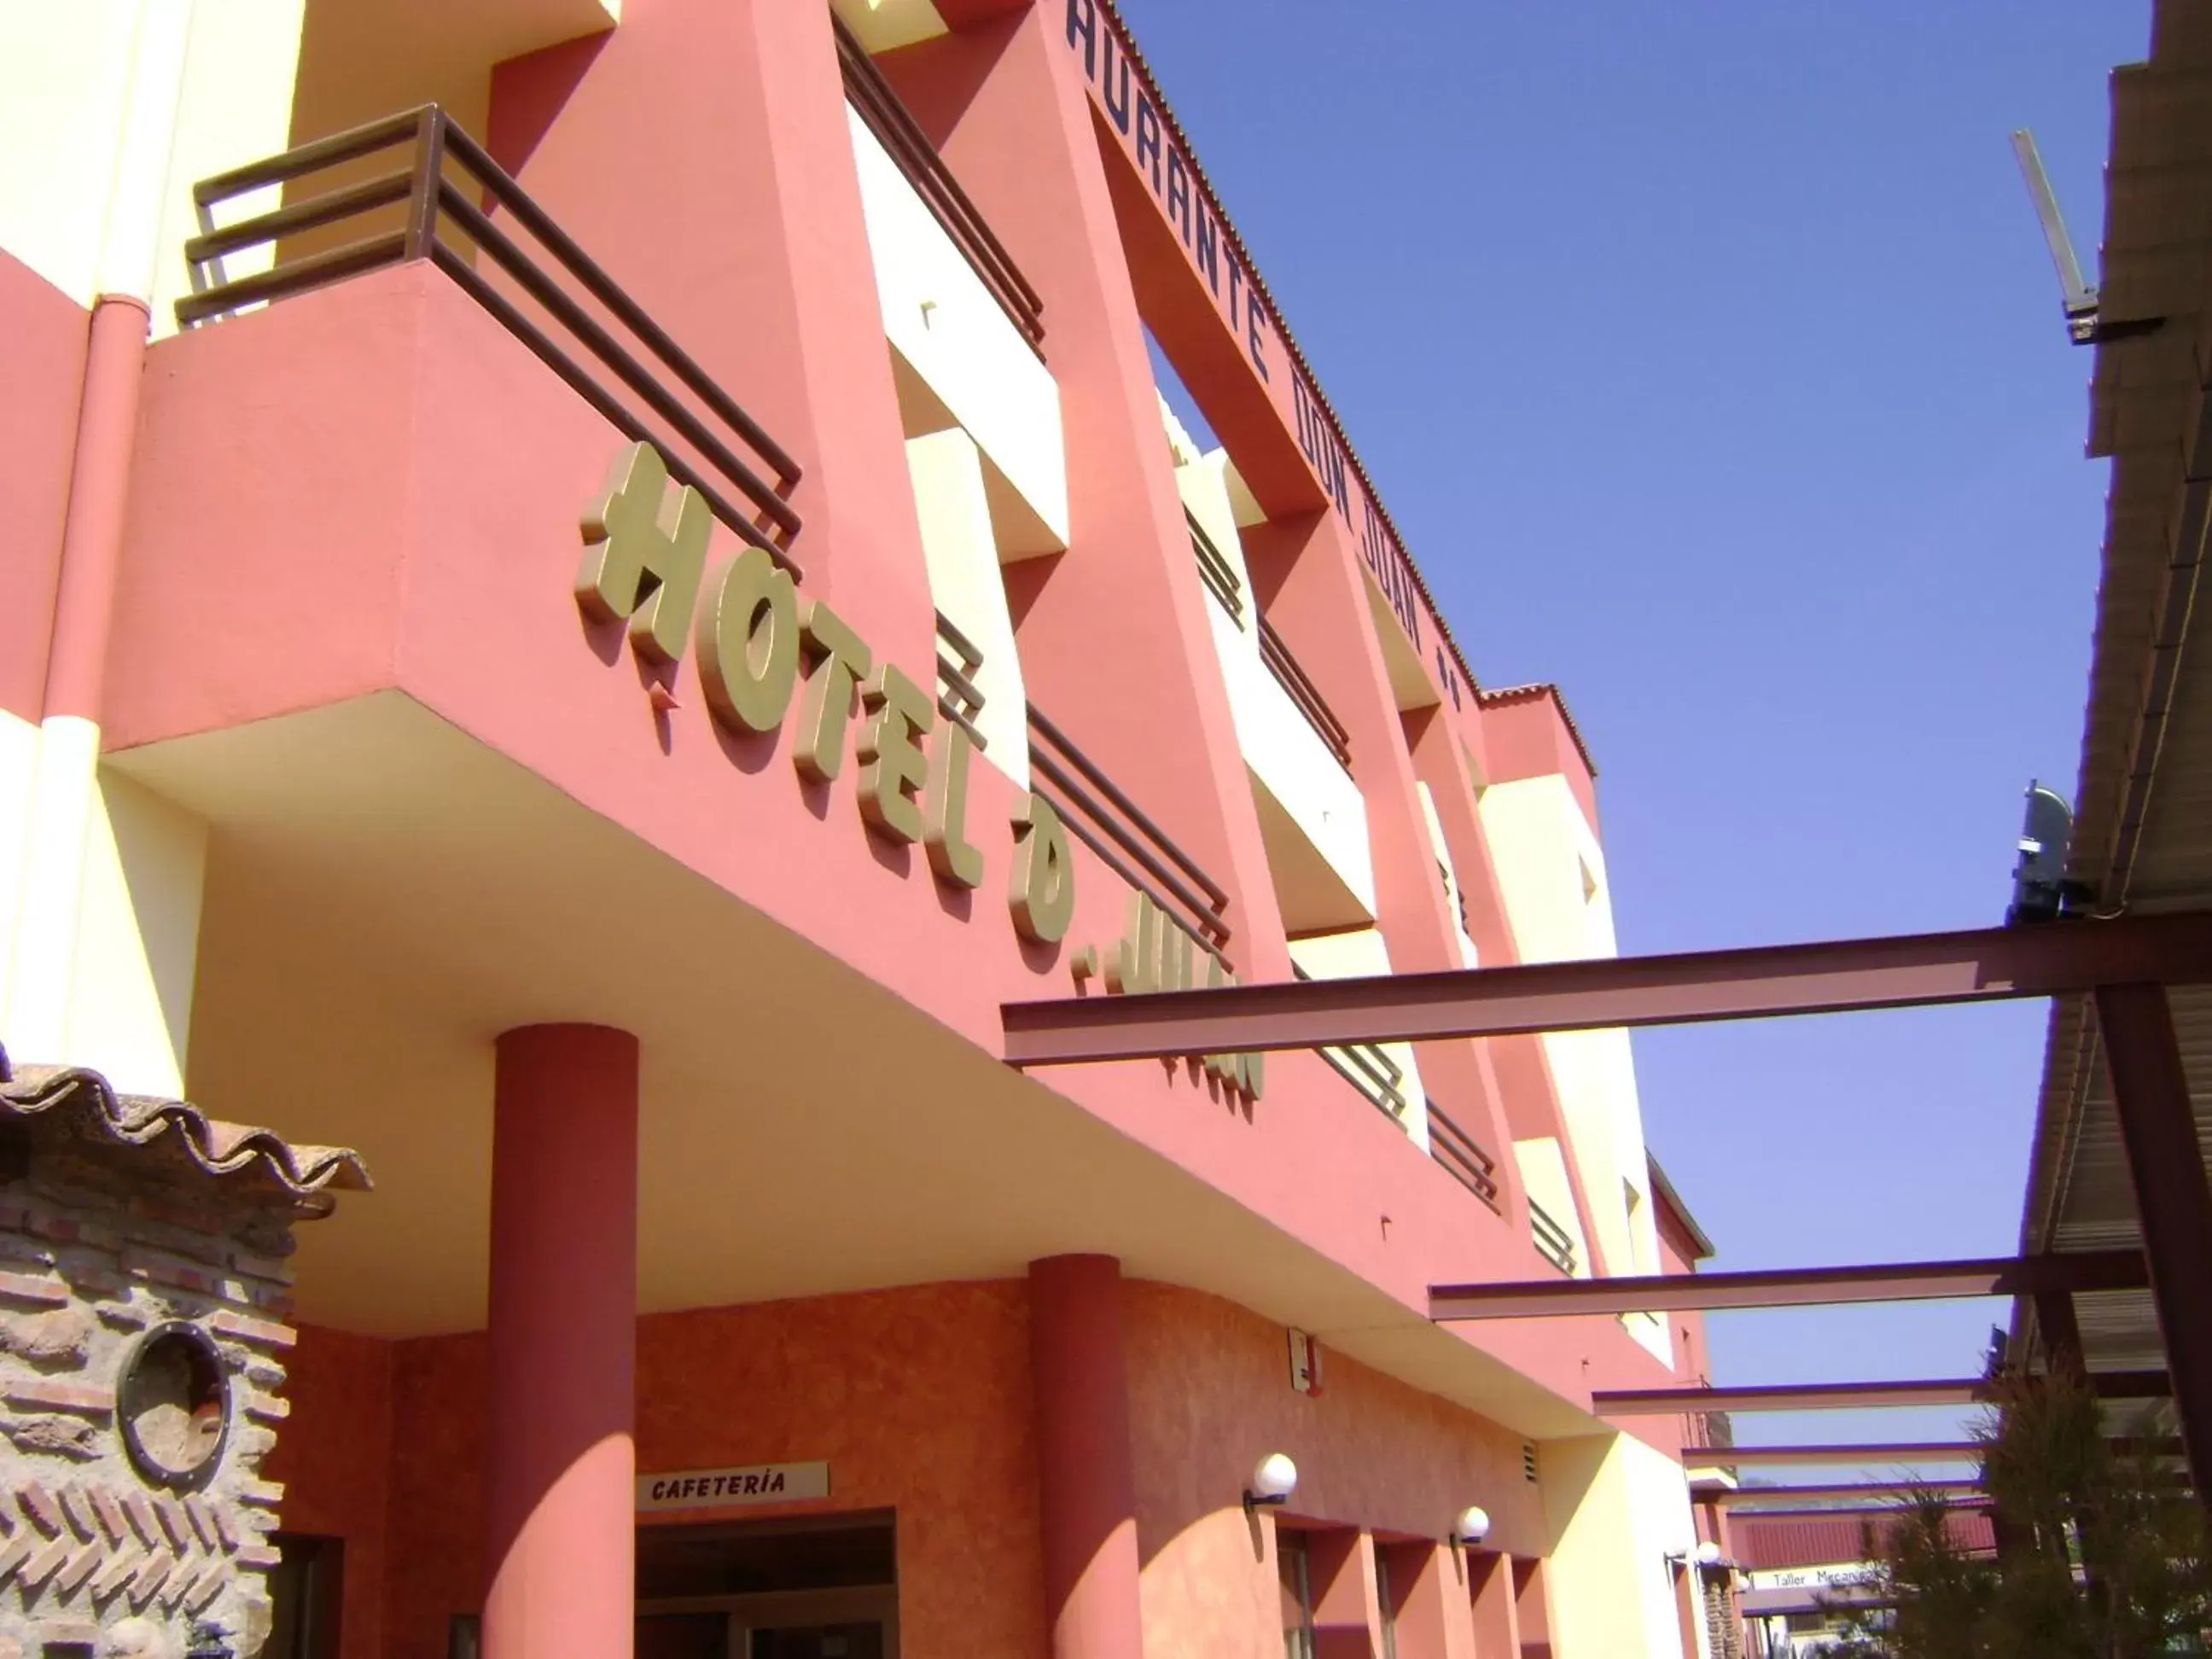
[2006, 780, 2084, 925]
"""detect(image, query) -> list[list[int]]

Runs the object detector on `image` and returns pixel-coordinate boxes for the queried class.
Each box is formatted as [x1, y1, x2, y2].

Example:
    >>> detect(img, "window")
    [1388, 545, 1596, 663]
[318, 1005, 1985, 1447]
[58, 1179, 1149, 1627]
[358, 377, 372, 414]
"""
[1278, 1531, 1315, 1659]
[1375, 1551, 1398, 1659]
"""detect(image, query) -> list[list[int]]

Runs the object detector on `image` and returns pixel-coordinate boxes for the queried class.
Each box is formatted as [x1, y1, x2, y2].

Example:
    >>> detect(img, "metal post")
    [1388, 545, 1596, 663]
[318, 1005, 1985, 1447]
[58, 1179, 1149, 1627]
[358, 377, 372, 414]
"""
[2094, 981, 2212, 1511]
[2035, 1288, 2088, 1382]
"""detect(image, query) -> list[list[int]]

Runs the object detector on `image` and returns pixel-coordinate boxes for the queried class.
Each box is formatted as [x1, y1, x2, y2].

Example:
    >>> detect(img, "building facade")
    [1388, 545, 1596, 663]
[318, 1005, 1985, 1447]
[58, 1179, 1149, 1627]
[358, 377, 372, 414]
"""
[0, 2, 1717, 1655]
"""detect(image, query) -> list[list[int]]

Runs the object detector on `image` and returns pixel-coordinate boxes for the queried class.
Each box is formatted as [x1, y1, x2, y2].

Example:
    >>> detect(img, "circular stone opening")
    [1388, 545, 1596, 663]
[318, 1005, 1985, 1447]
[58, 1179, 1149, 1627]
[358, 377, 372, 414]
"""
[119, 1322, 230, 1488]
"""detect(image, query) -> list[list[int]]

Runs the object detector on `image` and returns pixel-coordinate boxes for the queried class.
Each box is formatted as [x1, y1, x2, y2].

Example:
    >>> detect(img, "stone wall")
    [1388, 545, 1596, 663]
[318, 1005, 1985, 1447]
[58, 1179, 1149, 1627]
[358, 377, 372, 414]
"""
[0, 1059, 366, 1659]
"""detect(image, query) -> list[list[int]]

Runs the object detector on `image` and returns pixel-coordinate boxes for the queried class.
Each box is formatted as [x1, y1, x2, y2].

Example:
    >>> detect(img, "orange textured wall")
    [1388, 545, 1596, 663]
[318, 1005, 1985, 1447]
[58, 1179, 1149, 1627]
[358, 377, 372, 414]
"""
[1125, 1284, 1541, 1656]
[277, 1279, 1564, 1658]
[376, 1282, 1047, 1659]
[265, 1324, 397, 1659]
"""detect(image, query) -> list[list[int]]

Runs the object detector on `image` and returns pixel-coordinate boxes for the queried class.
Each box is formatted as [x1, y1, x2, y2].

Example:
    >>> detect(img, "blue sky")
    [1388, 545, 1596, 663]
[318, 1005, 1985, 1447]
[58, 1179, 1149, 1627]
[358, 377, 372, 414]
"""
[1119, 0, 2151, 1469]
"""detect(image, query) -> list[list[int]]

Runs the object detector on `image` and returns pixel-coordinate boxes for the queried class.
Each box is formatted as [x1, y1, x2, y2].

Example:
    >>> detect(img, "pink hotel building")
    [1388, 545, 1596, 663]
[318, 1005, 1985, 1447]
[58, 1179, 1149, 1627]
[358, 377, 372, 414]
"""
[0, 1, 1735, 1655]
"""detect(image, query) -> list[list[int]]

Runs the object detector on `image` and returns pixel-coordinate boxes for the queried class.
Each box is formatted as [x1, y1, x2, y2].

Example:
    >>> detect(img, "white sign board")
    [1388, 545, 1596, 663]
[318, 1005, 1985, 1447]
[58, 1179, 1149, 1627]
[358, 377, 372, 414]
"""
[637, 1462, 830, 1511]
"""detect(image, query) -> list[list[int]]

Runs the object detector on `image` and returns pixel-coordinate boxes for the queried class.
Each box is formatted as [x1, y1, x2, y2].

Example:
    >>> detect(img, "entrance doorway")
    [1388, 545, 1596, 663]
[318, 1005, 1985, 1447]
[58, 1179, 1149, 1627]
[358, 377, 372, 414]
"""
[636, 1512, 899, 1659]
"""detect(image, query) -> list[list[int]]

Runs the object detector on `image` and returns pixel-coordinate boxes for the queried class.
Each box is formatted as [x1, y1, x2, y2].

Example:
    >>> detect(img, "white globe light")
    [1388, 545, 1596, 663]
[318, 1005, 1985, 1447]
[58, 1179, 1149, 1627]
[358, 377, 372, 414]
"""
[1453, 1505, 1492, 1545]
[1694, 1540, 1724, 1568]
[1249, 1452, 1299, 1503]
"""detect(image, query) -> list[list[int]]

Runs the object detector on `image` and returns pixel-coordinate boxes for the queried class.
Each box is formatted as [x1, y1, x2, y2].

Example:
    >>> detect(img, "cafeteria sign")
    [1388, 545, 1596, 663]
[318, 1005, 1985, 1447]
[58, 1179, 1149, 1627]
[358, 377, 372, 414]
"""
[637, 1461, 830, 1511]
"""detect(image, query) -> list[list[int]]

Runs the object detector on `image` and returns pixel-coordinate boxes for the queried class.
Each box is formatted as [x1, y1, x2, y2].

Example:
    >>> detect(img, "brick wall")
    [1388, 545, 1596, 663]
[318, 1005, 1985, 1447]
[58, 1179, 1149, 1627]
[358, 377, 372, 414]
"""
[0, 1121, 310, 1658]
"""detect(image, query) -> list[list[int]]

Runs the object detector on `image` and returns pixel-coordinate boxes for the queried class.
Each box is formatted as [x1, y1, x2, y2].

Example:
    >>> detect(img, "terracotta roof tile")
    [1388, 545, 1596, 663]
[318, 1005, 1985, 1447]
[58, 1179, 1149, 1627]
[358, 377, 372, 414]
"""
[0, 1047, 369, 1200]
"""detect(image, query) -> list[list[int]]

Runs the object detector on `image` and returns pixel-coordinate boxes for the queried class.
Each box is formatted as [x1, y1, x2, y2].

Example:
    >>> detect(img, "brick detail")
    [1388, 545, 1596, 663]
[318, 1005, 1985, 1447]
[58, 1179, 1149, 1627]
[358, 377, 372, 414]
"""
[1, 1377, 113, 1417]
[16, 1535, 70, 1592]
[86, 1484, 128, 1548]
[209, 1311, 295, 1350]
[118, 1490, 159, 1551]
[243, 1390, 290, 1423]
[51, 1541, 101, 1598]
[127, 1551, 172, 1609]
[151, 1493, 193, 1555]
[183, 1561, 228, 1612]
[15, 1482, 63, 1538]
[88, 1545, 143, 1601]
[0, 1534, 32, 1584]
[55, 1484, 96, 1543]
[208, 1502, 239, 1553]
[0, 1272, 67, 1309]
[32, 1622, 96, 1654]
[182, 1495, 220, 1553]
[236, 1478, 283, 1509]
[236, 1544, 280, 1571]
[125, 1196, 226, 1237]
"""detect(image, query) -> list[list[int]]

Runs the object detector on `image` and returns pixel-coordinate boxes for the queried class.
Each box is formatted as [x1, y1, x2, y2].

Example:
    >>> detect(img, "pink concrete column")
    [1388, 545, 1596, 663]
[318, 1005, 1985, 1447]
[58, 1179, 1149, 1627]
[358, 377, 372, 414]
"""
[483, 1024, 641, 1659]
[1029, 1254, 1144, 1659]
[42, 294, 151, 722]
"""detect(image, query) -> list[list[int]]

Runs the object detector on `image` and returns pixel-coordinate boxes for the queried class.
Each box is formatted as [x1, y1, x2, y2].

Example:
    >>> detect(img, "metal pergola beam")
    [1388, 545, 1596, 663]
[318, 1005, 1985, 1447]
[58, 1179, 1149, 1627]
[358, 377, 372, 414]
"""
[1428, 1249, 2147, 1320]
[1714, 1442, 1982, 1466]
[2095, 981, 2212, 1514]
[1711, 1436, 2186, 1466]
[1595, 1371, 2171, 1415]
[999, 911, 2212, 1063]
[1716, 1481, 1981, 1505]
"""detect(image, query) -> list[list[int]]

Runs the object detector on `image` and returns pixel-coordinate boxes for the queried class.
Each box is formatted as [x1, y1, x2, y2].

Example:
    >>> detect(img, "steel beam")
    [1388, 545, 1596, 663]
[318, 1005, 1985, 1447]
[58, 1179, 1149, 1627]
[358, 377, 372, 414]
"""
[1000, 911, 2212, 1064]
[1713, 1436, 2186, 1466]
[1716, 1481, 1981, 1505]
[1428, 1249, 2146, 1320]
[1716, 1442, 1982, 1466]
[2096, 981, 2212, 1514]
[1595, 1371, 2170, 1416]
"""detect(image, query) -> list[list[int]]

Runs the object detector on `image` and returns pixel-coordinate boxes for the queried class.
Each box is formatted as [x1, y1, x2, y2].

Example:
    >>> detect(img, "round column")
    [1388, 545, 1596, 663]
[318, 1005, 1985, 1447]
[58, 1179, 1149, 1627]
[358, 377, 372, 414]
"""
[483, 1024, 640, 1659]
[1029, 1254, 1144, 1659]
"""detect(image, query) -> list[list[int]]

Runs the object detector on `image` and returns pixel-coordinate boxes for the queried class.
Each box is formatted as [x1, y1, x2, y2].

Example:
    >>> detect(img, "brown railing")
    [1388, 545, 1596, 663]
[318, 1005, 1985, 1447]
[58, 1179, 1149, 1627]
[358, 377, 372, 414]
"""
[1290, 964, 1408, 1121]
[1189, 509, 1244, 623]
[178, 106, 804, 568]
[935, 612, 988, 752]
[1027, 704, 1232, 965]
[1529, 1199, 1578, 1277]
[1258, 619, 1352, 770]
[835, 14, 1045, 354]
[1426, 1101, 1503, 1213]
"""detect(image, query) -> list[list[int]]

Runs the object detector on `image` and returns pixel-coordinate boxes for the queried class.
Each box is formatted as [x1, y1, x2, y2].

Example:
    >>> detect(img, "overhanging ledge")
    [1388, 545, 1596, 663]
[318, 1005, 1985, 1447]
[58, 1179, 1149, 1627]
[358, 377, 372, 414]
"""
[999, 911, 2212, 1064]
[1429, 1249, 2149, 1320]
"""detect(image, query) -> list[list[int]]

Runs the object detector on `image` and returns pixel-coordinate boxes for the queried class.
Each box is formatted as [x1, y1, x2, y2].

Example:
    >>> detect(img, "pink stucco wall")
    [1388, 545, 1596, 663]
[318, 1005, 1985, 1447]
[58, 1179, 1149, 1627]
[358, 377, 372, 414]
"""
[0, 248, 89, 723]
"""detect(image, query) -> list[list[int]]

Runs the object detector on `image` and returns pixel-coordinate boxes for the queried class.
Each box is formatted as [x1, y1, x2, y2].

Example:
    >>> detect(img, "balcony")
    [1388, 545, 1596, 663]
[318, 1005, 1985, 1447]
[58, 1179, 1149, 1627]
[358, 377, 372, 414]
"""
[180, 105, 802, 562]
[840, 18, 1067, 559]
[1173, 451, 1376, 936]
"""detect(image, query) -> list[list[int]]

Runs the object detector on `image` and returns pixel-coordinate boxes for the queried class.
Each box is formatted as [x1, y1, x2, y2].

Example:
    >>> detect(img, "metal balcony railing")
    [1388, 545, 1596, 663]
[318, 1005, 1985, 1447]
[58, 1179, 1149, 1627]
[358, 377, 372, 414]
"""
[179, 105, 804, 570]
[934, 613, 988, 752]
[1258, 618, 1352, 771]
[1026, 704, 1232, 967]
[1425, 1100, 1502, 1214]
[1291, 964, 1408, 1122]
[1188, 509, 1244, 623]
[1529, 1198, 1578, 1276]
[834, 13, 1045, 354]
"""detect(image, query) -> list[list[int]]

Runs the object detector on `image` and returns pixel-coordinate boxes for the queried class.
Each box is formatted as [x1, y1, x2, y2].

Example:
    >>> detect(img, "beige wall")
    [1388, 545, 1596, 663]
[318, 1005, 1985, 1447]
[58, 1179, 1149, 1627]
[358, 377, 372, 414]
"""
[0, 1, 306, 325]
[1481, 771, 1668, 1354]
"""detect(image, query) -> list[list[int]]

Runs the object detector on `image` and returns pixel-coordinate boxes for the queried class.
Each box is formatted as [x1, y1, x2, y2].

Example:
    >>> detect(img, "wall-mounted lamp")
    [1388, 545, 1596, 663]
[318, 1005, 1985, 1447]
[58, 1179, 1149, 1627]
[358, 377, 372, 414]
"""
[1667, 1542, 1726, 1569]
[1243, 1452, 1299, 1516]
[1452, 1505, 1492, 1545]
